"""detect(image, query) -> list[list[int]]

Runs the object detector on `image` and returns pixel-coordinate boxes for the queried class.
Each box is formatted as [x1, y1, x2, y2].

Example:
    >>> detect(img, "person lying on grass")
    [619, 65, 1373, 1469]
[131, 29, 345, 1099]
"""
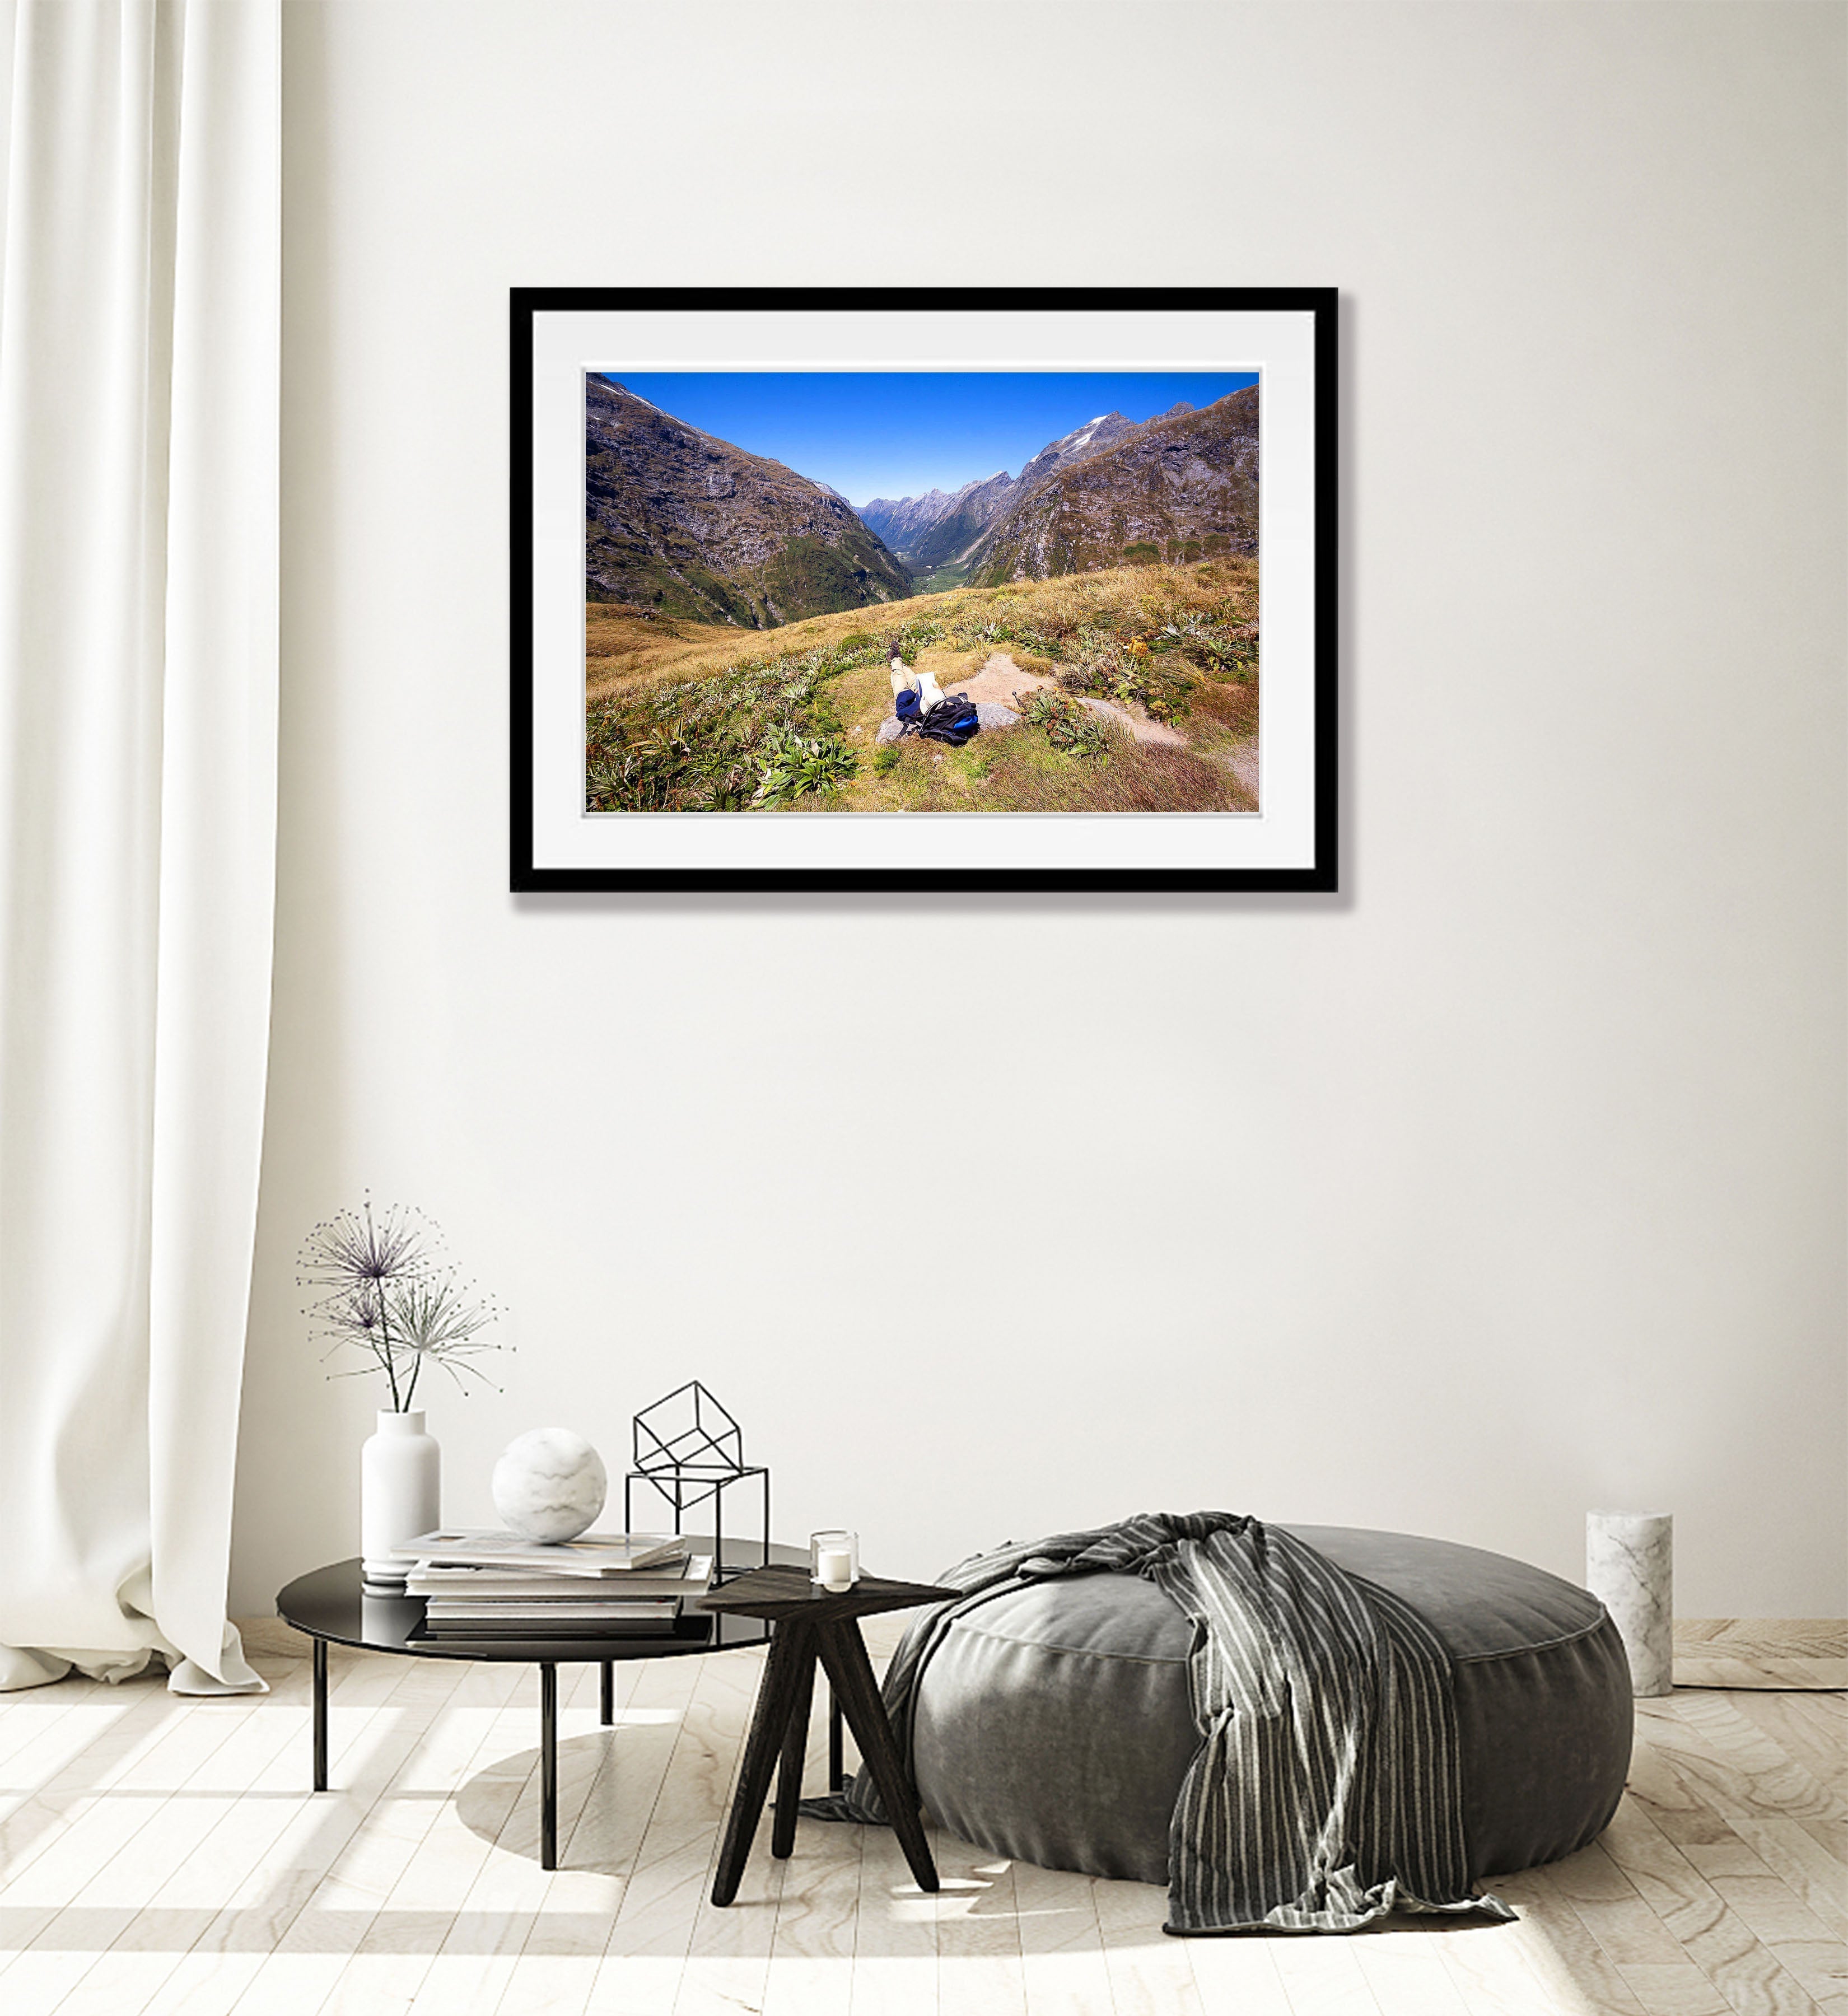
[888, 639, 942, 712]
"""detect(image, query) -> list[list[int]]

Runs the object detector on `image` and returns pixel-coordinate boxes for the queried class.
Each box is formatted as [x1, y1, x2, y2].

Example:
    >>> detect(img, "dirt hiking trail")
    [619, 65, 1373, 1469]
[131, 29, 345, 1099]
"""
[956, 651, 1189, 748]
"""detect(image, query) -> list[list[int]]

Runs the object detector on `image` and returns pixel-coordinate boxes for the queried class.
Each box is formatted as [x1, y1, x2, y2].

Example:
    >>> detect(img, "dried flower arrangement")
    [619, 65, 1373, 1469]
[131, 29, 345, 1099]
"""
[297, 1198, 507, 1411]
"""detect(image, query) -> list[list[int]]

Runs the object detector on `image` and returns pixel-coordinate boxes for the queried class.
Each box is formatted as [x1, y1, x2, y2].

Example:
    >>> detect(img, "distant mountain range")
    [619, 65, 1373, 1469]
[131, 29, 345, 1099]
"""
[583, 379, 1256, 630]
[584, 377, 909, 626]
[859, 411, 1146, 567]
[860, 397, 1254, 588]
[859, 470, 1016, 570]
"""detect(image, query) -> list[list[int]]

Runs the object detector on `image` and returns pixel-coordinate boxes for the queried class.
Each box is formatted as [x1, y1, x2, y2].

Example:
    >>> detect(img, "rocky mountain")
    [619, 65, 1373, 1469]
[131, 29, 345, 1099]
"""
[857, 488, 960, 550]
[858, 410, 1146, 570]
[964, 389, 1258, 586]
[898, 470, 1019, 568]
[585, 377, 911, 627]
[1011, 410, 1140, 496]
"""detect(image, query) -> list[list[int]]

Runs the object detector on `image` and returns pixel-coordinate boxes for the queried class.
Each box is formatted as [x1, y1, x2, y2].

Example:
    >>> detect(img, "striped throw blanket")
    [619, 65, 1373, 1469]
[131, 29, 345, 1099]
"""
[804, 1511, 1514, 1935]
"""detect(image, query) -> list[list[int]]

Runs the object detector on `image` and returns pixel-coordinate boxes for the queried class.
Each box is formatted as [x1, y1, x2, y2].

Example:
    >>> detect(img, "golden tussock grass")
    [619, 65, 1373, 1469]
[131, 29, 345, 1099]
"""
[1187, 675, 1259, 739]
[584, 557, 1258, 701]
[585, 559, 1260, 815]
[836, 717, 1253, 816]
[584, 606, 749, 699]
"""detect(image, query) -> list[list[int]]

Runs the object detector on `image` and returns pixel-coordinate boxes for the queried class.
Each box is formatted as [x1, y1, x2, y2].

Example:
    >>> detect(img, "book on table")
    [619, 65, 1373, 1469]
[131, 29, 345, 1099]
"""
[418, 1599, 683, 1638]
[402, 1528, 689, 1574]
[405, 1556, 711, 1598]
[408, 1548, 715, 1640]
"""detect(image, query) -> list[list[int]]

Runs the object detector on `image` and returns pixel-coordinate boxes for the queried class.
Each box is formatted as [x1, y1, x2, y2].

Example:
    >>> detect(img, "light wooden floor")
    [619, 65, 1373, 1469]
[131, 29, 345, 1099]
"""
[0, 1618, 1837, 2016]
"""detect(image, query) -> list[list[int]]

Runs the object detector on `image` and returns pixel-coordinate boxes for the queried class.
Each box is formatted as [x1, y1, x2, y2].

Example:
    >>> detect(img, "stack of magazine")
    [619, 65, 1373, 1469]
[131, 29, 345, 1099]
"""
[403, 1530, 714, 1640]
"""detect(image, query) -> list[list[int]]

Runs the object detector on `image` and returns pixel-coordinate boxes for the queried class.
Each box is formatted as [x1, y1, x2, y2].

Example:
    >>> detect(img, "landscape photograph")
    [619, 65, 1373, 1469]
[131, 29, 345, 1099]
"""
[583, 371, 1261, 815]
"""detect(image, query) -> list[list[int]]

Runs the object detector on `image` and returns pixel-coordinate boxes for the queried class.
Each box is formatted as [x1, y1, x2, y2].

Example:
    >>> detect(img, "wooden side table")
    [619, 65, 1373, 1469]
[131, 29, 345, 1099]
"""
[697, 1566, 958, 1906]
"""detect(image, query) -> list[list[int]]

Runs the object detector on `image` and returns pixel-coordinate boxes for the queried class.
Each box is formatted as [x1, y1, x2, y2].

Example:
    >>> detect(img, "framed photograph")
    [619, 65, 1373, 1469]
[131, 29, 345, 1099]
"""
[511, 287, 1336, 892]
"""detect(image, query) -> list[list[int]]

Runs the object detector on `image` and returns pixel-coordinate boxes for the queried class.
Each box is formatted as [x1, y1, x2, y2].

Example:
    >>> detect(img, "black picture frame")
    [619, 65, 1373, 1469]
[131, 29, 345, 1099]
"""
[511, 287, 1337, 894]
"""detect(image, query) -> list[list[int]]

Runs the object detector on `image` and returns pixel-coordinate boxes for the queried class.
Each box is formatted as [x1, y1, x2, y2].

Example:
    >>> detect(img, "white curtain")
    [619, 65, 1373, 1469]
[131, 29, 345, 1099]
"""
[0, 0, 279, 1693]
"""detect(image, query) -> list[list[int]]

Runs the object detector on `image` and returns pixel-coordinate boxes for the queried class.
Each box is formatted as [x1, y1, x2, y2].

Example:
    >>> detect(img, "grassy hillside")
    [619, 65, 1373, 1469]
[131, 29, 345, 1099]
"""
[585, 494, 910, 630]
[584, 559, 1258, 816]
[584, 376, 912, 626]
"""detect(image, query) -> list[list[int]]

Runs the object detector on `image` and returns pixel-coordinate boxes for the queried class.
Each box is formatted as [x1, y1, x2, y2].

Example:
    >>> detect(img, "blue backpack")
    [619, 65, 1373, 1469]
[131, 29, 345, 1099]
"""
[918, 692, 981, 748]
[894, 685, 922, 729]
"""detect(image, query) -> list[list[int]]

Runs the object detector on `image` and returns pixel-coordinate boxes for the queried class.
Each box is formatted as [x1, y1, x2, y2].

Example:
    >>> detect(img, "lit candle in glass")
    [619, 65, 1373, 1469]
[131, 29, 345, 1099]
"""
[810, 1529, 859, 1592]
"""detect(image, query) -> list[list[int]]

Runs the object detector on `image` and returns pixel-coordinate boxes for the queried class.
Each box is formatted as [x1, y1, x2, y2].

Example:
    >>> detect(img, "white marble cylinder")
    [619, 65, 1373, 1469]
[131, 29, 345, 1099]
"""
[1586, 1510, 1673, 1697]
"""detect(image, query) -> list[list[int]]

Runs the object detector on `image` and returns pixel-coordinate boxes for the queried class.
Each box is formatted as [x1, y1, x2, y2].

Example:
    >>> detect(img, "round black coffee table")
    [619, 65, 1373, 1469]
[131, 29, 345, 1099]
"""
[278, 1539, 811, 1869]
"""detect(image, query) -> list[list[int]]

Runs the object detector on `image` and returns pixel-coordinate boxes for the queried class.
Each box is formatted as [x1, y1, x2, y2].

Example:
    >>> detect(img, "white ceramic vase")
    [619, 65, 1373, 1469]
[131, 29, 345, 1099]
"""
[361, 1409, 441, 1588]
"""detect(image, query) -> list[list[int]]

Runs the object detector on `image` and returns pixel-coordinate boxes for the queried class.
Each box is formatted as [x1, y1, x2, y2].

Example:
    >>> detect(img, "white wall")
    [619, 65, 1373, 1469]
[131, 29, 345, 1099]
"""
[231, 1, 1846, 1620]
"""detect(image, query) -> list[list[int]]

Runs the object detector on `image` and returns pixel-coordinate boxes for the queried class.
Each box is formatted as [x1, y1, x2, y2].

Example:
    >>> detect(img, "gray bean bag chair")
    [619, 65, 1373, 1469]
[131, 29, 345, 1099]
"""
[910, 1524, 1632, 1884]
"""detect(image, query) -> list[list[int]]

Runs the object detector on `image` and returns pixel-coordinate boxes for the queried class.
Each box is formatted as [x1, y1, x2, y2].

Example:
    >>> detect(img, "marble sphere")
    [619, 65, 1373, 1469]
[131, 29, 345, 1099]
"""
[492, 1429, 608, 1543]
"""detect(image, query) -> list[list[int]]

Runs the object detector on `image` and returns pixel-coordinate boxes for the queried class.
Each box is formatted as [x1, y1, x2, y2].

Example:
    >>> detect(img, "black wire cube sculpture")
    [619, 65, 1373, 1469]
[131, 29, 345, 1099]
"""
[624, 1381, 768, 1584]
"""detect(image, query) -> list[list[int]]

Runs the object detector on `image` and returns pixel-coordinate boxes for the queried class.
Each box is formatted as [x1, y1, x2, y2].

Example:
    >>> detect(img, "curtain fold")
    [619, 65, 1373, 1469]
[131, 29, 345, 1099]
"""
[0, 0, 279, 1694]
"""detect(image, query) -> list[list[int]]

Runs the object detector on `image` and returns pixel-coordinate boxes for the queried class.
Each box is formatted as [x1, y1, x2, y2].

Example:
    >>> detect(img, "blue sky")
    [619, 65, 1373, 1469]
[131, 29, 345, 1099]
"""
[603, 372, 1258, 506]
